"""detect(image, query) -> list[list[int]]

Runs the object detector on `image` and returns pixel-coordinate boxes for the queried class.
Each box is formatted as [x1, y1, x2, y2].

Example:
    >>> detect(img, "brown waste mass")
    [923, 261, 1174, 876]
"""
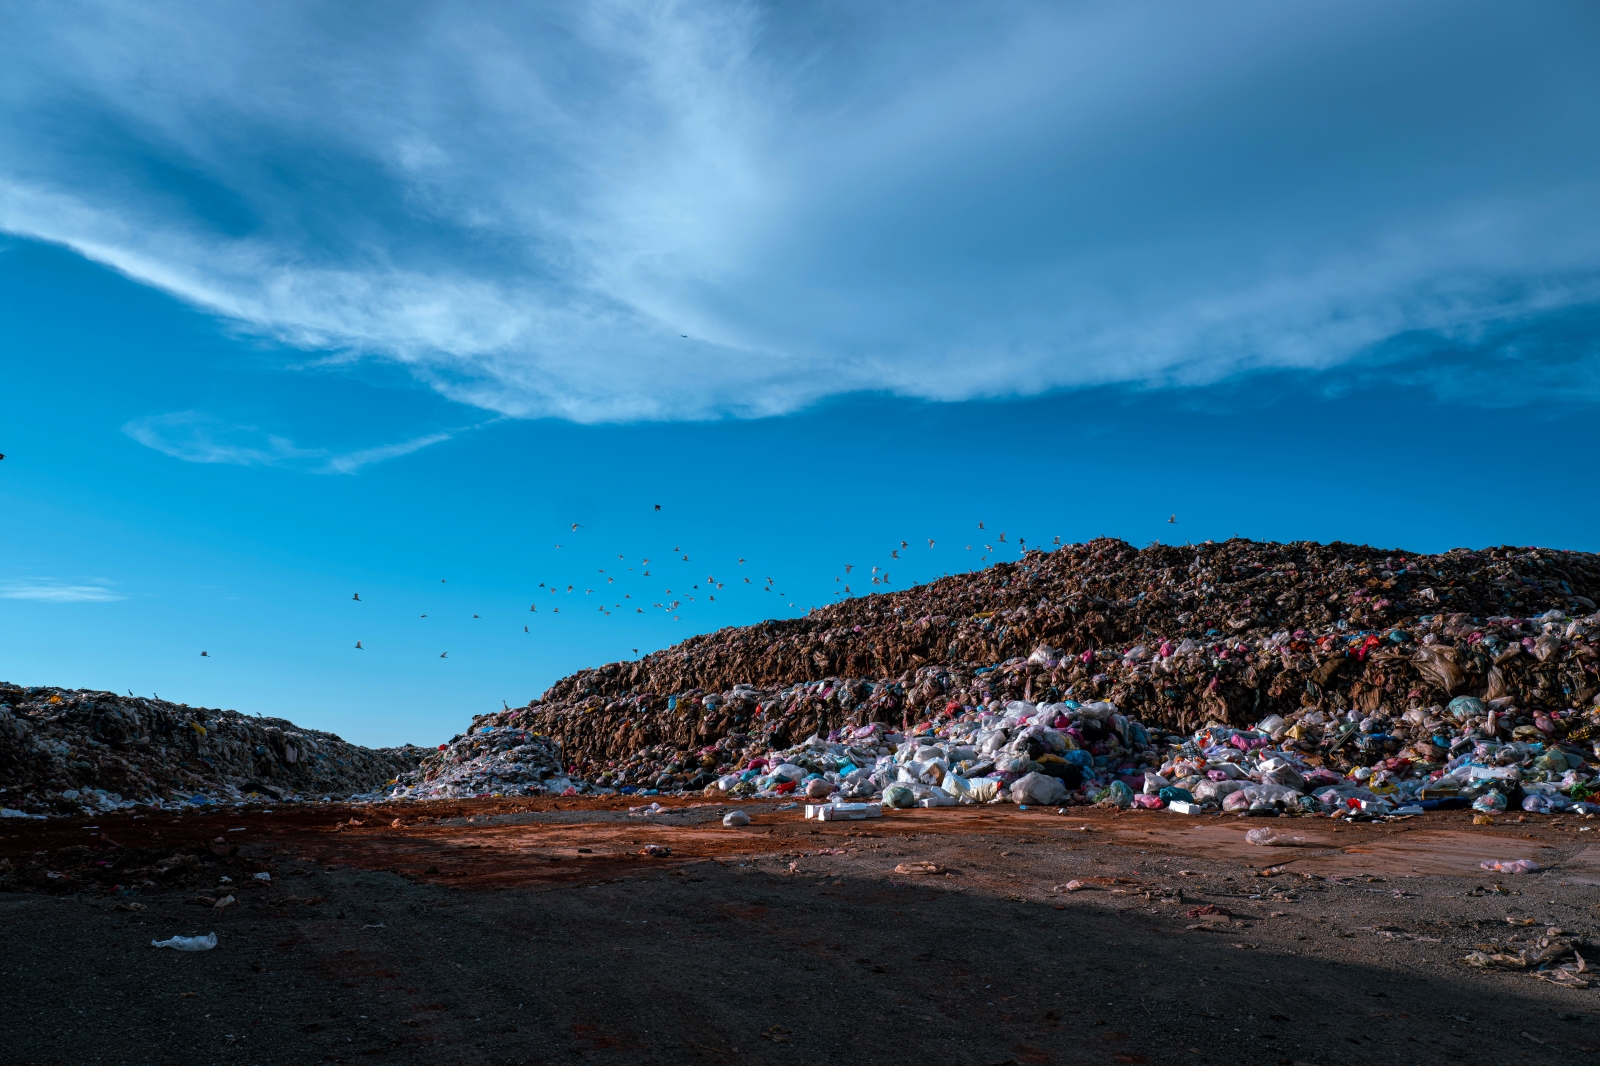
[0, 684, 423, 813]
[456, 537, 1600, 783]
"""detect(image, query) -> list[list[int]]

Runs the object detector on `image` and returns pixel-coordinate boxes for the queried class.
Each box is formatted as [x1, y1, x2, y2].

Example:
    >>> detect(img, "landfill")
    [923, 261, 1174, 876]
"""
[0, 684, 422, 814]
[400, 537, 1600, 818]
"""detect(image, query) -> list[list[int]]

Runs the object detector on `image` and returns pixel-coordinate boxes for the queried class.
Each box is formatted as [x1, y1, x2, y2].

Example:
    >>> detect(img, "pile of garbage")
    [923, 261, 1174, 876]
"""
[409, 538, 1600, 806]
[389, 727, 572, 800]
[0, 684, 422, 815]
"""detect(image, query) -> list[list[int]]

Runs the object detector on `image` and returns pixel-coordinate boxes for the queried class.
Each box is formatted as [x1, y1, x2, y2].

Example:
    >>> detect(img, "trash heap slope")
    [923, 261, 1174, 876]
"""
[430, 537, 1600, 790]
[0, 684, 423, 814]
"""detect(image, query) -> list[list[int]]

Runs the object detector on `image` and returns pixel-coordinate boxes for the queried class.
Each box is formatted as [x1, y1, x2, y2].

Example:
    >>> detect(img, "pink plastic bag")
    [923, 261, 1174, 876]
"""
[1133, 793, 1164, 809]
[1480, 859, 1540, 874]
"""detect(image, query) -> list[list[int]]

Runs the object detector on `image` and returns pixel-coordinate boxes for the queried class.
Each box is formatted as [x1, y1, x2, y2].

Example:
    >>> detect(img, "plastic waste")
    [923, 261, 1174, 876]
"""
[1010, 771, 1066, 806]
[722, 810, 751, 827]
[1480, 859, 1540, 874]
[151, 933, 218, 951]
[882, 784, 916, 808]
[1244, 827, 1304, 847]
[1471, 790, 1507, 813]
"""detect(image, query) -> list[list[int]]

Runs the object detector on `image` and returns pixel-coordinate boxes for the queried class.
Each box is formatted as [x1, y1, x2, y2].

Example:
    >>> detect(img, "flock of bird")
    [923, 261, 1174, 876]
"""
[188, 506, 1178, 660]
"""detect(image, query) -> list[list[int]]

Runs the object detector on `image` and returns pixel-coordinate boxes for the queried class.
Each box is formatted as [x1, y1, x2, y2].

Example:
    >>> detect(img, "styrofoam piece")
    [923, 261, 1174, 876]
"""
[1166, 800, 1202, 815]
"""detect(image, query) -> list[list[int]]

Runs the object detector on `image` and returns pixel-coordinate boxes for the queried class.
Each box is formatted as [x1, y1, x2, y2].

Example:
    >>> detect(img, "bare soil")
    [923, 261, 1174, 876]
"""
[5, 800, 1600, 1065]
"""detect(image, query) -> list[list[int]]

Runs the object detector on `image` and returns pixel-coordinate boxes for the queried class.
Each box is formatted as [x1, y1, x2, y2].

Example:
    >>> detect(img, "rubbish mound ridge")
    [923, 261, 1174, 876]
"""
[0, 684, 423, 816]
[393, 537, 1600, 814]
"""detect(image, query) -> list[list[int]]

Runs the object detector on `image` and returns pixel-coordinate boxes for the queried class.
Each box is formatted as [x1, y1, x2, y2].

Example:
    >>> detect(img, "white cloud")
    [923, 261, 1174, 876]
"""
[2, 0, 1597, 421]
[122, 411, 463, 474]
[1, 581, 125, 603]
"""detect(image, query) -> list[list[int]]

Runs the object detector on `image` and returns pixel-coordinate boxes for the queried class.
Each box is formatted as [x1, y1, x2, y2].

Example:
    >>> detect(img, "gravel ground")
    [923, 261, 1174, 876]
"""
[5, 800, 1600, 1065]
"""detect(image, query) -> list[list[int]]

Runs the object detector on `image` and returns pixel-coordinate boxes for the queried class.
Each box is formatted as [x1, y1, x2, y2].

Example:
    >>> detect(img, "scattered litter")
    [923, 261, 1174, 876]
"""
[1481, 859, 1542, 874]
[722, 810, 751, 827]
[639, 844, 671, 857]
[893, 862, 943, 875]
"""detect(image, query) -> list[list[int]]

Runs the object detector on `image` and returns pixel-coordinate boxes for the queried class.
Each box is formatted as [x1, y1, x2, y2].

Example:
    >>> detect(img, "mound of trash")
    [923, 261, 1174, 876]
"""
[0, 684, 423, 815]
[393, 728, 570, 801]
[406, 537, 1600, 807]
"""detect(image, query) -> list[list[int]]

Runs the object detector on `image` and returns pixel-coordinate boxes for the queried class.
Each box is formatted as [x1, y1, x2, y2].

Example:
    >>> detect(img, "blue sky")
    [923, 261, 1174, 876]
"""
[2, 1, 1598, 745]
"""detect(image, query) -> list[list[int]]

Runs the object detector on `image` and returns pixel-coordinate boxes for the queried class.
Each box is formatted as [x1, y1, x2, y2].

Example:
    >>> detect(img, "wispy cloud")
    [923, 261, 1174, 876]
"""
[1, 580, 124, 603]
[2, 1, 1598, 420]
[123, 411, 464, 474]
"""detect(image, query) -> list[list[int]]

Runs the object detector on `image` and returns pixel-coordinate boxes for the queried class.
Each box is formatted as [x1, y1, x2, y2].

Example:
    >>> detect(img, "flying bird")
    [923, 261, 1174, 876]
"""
[900, 540, 907, 549]
[524, 626, 529, 632]
[473, 614, 480, 618]
[571, 523, 582, 531]
[928, 539, 935, 547]
[738, 558, 745, 564]
[420, 614, 427, 618]
[200, 651, 208, 657]
[355, 640, 363, 650]
[352, 593, 361, 601]
[1169, 514, 1177, 523]
[844, 564, 853, 573]
[654, 504, 661, 511]
[890, 549, 899, 559]
[977, 521, 985, 530]
[999, 532, 1007, 542]
[440, 652, 448, 658]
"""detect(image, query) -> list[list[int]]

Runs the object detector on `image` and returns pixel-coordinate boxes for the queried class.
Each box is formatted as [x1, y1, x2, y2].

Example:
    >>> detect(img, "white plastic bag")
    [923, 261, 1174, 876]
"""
[151, 933, 217, 951]
[1010, 771, 1066, 806]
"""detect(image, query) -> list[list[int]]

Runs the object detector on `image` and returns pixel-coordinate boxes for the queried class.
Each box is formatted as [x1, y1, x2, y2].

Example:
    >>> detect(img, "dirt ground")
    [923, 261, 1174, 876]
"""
[6, 799, 1600, 1066]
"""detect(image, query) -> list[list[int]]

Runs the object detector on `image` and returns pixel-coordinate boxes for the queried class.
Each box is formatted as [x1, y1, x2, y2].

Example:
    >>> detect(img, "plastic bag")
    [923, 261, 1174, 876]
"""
[722, 810, 751, 826]
[1480, 859, 1541, 874]
[1244, 827, 1304, 847]
[882, 784, 917, 809]
[1411, 645, 1465, 693]
[1097, 780, 1134, 808]
[1522, 792, 1572, 814]
[1010, 771, 1066, 807]
[1471, 790, 1507, 813]
[151, 933, 217, 951]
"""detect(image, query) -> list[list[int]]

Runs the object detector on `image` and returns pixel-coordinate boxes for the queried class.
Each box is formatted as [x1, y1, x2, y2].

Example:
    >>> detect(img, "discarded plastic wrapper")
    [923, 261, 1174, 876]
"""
[1480, 858, 1541, 874]
[151, 933, 218, 951]
[722, 810, 751, 827]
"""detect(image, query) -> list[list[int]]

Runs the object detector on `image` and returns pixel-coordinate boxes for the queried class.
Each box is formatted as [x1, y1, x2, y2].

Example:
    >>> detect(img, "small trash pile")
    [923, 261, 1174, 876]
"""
[417, 538, 1600, 806]
[0, 684, 423, 814]
[1463, 926, 1595, 988]
[389, 727, 571, 800]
